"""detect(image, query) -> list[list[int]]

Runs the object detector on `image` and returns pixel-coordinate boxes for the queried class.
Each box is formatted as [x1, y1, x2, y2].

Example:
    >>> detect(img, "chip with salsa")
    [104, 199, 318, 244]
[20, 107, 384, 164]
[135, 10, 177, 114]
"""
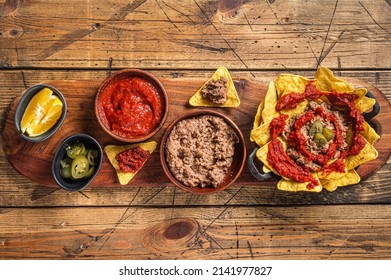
[250, 67, 379, 192]
[104, 141, 157, 185]
[189, 66, 240, 107]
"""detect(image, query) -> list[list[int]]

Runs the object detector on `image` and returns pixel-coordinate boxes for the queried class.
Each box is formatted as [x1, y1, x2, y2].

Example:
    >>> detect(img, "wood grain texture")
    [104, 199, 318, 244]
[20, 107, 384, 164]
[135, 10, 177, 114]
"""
[1, 0, 391, 261]
[1, 0, 390, 69]
[1, 205, 391, 259]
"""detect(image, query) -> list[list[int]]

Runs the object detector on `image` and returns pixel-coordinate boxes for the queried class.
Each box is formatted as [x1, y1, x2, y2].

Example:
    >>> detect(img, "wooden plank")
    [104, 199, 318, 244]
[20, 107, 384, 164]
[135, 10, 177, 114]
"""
[1, 0, 390, 69]
[0, 70, 390, 207]
[0, 205, 391, 259]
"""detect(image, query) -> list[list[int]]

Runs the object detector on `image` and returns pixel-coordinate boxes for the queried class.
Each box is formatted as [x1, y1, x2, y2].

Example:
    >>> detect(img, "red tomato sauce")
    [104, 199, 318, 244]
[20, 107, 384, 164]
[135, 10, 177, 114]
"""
[267, 82, 366, 189]
[98, 77, 163, 138]
[115, 146, 151, 173]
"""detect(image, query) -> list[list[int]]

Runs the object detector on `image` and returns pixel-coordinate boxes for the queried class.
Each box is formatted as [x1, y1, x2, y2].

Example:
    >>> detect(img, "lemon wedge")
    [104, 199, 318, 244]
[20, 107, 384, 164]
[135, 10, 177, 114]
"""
[20, 88, 63, 137]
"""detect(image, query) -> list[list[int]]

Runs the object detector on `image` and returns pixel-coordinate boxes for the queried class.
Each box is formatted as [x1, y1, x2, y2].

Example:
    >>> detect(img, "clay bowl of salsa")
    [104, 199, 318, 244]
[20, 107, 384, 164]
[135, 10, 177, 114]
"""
[95, 69, 168, 143]
[160, 110, 246, 194]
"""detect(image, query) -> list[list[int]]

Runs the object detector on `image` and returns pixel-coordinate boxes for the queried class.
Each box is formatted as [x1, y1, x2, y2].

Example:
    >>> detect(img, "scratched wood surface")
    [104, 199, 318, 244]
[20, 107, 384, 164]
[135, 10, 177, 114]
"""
[1, 0, 390, 69]
[1, 0, 391, 259]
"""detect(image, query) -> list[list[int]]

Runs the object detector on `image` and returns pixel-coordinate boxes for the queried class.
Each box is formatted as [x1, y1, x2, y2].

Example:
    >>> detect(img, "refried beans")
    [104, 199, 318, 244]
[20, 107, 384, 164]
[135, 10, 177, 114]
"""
[165, 115, 239, 188]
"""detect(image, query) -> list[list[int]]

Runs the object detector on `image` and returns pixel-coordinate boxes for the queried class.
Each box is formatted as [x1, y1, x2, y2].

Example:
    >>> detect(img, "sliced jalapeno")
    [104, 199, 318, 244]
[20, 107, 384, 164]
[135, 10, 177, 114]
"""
[86, 149, 99, 166]
[322, 127, 335, 141]
[60, 158, 72, 179]
[84, 166, 95, 179]
[314, 133, 327, 146]
[309, 121, 323, 136]
[66, 142, 86, 159]
[71, 155, 90, 179]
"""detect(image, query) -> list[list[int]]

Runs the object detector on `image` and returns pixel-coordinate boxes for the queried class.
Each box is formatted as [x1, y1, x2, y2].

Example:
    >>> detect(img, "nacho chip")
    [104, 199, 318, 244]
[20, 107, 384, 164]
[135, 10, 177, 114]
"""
[275, 74, 310, 97]
[314, 67, 355, 93]
[321, 169, 360, 192]
[345, 138, 378, 171]
[277, 177, 322, 193]
[280, 99, 308, 117]
[361, 121, 380, 145]
[252, 99, 265, 133]
[251, 82, 279, 141]
[105, 141, 157, 185]
[261, 81, 280, 123]
[356, 96, 376, 113]
[250, 121, 272, 147]
[189, 66, 240, 107]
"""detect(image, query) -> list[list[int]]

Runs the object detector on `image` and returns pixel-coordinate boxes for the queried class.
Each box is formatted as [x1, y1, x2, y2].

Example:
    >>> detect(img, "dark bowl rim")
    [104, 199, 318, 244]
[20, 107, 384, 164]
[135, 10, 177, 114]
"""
[52, 133, 103, 191]
[94, 68, 169, 143]
[14, 83, 67, 143]
[160, 109, 246, 195]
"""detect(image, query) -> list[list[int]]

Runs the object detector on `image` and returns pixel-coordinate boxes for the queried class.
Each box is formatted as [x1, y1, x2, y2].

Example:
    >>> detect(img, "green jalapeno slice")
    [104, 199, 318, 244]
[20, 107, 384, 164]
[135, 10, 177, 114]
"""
[60, 158, 72, 179]
[71, 155, 90, 179]
[66, 142, 86, 159]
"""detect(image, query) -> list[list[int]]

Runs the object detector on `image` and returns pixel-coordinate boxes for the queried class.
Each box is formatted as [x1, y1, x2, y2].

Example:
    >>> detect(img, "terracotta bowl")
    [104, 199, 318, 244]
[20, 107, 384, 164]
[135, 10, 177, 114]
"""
[95, 69, 168, 143]
[160, 110, 246, 194]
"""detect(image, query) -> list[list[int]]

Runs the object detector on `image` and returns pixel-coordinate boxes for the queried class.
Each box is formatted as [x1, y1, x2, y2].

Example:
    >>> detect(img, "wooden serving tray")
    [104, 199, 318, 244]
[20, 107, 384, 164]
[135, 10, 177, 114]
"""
[2, 77, 391, 189]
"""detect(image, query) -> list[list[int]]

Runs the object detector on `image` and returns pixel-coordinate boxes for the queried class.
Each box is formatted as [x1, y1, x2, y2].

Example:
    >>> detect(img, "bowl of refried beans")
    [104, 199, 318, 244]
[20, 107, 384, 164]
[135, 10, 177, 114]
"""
[160, 110, 246, 194]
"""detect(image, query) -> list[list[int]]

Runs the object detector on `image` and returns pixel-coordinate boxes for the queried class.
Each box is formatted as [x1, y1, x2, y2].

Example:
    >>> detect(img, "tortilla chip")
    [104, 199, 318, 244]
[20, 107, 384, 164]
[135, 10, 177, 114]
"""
[252, 100, 265, 131]
[355, 88, 368, 99]
[250, 122, 272, 147]
[356, 96, 376, 113]
[361, 121, 380, 145]
[314, 67, 355, 93]
[104, 141, 157, 185]
[277, 178, 322, 192]
[255, 141, 273, 173]
[263, 165, 272, 173]
[317, 165, 347, 181]
[280, 99, 308, 117]
[275, 74, 310, 97]
[321, 169, 360, 192]
[189, 66, 240, 107]
[345, 138, 378, 171]
[262, 81, 280, 123]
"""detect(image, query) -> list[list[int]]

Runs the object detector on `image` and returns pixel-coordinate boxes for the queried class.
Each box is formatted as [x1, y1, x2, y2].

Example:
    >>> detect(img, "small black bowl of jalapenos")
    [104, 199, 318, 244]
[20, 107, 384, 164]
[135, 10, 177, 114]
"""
[52, 134, 103, 191]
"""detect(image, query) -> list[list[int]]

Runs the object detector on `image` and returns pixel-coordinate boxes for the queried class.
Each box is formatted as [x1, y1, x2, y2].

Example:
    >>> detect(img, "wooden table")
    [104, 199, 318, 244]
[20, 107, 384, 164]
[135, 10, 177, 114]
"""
[1, 0, 391, 260]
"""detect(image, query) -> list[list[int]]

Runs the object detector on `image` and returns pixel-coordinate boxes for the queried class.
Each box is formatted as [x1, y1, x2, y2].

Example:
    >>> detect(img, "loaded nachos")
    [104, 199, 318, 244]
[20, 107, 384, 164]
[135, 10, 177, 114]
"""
[251, 67, 379, 192]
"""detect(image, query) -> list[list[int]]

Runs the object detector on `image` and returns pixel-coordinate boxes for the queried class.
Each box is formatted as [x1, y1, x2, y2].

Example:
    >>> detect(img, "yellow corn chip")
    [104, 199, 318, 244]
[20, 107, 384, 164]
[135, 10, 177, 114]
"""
[361, 121, 380, 145]
[277, 177, 322, 193]
[356, 96, 376, 113]
[261, 81, 280, 124]
[314, 67, 355, 93]
[104, 141, 157, 185]
[321, 169, 360, 192]
[189, 66, 240, 107]
[275, 74, 311, 97]
[252, 99, 264, 131]
[250, 121, 272, 147]
[345, 138, 378, 171]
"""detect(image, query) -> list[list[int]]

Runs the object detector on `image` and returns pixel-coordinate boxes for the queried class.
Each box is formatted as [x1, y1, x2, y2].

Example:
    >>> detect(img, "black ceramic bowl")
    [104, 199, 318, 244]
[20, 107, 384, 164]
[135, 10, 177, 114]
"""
[52, 134, 103, 191]
[14, 84, 67, 142]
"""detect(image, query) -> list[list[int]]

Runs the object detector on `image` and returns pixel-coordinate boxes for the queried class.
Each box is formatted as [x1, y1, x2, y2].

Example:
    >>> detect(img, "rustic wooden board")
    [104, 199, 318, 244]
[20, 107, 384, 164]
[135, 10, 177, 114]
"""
[2, 76, 391, 193]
